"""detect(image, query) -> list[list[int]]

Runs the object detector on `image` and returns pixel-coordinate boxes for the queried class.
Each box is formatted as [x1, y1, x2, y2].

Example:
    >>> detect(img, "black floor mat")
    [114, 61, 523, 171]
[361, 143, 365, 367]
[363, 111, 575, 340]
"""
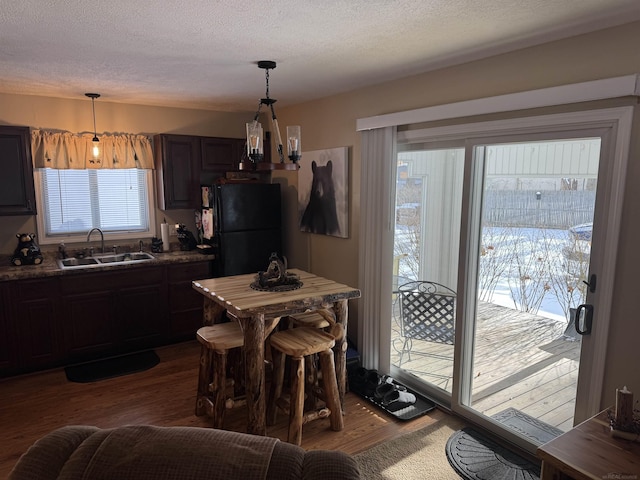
[65, 350, 160, 383]
[446, 427, 541, 480]
[492, 407, 563, 444]
[349, 373, 436, 421]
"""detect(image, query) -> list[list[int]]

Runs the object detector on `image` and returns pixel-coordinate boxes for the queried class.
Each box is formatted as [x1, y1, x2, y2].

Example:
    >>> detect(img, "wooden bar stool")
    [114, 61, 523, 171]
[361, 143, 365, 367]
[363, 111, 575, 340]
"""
[195, 321, 244, 428]
[267, 326, 344, 446]
[289, 309, 344, 410]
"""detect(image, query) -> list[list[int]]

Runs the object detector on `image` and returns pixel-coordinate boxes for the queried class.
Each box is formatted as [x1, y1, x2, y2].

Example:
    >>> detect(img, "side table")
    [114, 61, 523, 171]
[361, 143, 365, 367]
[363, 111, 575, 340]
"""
[537, 408, 640, 479]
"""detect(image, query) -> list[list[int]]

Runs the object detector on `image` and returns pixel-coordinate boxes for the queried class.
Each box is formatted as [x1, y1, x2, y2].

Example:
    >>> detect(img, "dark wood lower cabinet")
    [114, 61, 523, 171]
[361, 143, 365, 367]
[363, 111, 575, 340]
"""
[14, 278, 62, 369]
[167, 261, 211, 340]
[62, 290, 116, 359]
[118, 283, 166, 350]
[1, 260, 211, 377]
[0, 282, 17, 372]
[61, 266, 167, 363]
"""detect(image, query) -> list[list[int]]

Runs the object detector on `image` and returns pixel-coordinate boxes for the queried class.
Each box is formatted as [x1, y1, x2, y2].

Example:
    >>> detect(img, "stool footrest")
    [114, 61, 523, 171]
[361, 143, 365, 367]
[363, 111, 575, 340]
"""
[225, 396, 247, 410]
[303, 407, 331, 425]
[197, 396, 216, 417]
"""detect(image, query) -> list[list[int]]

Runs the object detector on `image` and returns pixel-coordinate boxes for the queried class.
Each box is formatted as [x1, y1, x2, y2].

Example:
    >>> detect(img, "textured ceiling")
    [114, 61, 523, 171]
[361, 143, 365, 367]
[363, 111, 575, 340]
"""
[1, 0, 640, 112]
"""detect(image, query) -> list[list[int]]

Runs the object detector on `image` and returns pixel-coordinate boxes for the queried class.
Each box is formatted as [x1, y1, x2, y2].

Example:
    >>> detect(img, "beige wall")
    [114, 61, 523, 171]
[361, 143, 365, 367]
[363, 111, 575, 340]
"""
[275, 21, 640, 410]
[1, 21, 639, 411]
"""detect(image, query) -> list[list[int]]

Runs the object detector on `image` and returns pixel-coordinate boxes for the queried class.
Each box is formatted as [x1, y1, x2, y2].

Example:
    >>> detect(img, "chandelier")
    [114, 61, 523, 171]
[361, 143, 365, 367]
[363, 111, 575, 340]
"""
[245, 61, 301, 170]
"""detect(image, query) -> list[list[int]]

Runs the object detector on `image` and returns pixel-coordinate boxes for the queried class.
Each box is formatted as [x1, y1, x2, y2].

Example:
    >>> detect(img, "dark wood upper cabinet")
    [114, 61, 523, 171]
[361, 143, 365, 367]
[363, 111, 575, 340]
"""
[155, 133, 271, 210]
[0, 126, 37, 216]
[155, 134, 201, 210]
[201, 137, 243, 173]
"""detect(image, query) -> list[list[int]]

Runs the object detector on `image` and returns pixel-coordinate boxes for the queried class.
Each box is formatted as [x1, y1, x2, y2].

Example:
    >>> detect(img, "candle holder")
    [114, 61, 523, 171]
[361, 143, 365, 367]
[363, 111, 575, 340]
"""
[608, 386, 640, 441]
[287, 125, 302, 165]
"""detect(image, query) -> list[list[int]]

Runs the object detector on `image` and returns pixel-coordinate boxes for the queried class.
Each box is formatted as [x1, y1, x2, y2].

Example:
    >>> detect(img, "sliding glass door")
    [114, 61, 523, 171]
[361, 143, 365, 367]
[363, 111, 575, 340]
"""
[385, 108, 630, 453]
[461, 137, 599, 437]
[391, 147, 464, 395]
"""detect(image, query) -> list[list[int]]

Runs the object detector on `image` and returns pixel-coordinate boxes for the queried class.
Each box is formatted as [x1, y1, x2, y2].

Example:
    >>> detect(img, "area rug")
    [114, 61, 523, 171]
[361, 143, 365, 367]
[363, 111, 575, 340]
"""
[65, 350, 160, 383]
[354, 412, 468, 480]
[446, 427, 541, 480]
[492, 407, 563, 444]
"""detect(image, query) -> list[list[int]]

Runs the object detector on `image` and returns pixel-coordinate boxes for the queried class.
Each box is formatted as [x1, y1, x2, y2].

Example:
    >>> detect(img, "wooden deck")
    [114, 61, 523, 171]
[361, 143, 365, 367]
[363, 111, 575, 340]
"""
[391, 300, 581, 432]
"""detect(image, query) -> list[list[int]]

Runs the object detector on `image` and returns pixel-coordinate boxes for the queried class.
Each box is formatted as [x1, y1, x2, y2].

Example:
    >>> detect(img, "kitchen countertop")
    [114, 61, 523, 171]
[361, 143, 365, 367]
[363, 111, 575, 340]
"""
[0, 249, 213, 282]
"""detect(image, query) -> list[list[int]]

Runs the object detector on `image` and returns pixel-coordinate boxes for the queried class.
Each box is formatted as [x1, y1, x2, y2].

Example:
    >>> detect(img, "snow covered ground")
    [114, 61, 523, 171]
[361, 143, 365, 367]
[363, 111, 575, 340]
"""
[394, 225, 588, 324]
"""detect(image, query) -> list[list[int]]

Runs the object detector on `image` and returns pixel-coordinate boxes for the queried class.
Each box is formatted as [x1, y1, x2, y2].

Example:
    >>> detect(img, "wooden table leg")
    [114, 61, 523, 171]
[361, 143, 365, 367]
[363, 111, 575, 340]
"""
[333, 299, 348, 408]
[203, 297, 226, 326]
[195, 344, 213, 416]
[237, 313, 266, 436]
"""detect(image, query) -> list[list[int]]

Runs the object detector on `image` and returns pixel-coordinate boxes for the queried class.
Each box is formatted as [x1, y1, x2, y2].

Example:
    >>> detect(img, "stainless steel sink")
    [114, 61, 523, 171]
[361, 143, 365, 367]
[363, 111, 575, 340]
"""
[59, 257, 101, 267]
[96, 252, 155, 263]
[57, 252, 155, 269]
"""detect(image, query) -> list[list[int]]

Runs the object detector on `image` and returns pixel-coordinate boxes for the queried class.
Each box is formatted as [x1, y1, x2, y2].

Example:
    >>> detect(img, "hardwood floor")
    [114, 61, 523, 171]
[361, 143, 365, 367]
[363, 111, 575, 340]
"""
[0, 340, 455, 478]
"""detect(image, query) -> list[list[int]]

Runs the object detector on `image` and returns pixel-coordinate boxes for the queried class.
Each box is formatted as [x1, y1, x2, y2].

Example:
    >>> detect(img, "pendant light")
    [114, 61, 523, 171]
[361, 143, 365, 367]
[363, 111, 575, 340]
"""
[246, 61, 301, 170]
[85, 93, 101, 159]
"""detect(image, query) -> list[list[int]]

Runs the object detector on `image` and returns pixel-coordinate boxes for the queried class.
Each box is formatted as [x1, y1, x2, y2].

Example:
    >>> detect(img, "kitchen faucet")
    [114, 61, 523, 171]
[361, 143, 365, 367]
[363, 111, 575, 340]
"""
[87, 228, 105, 254]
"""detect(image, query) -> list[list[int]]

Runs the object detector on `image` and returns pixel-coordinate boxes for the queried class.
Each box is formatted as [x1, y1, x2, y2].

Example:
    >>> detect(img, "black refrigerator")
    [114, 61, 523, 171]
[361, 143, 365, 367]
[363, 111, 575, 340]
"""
[203, 183, 282, 277]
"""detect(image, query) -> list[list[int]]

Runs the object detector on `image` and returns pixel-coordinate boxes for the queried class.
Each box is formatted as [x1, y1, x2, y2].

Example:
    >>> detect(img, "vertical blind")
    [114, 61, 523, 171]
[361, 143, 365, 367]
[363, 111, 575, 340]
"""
[358, 126, 397, 370]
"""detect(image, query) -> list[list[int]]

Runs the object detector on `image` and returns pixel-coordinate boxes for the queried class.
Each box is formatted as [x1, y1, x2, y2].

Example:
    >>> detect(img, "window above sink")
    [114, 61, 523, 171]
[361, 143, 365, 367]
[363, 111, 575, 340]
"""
[34, 168, 157, 246]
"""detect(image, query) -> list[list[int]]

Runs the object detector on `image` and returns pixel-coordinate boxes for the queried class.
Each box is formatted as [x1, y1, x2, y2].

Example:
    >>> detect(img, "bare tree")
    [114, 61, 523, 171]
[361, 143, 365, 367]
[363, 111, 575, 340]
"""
[505, 227, 553, 314]
[546, 231, 589, 321]
[478, 226, 511, 302]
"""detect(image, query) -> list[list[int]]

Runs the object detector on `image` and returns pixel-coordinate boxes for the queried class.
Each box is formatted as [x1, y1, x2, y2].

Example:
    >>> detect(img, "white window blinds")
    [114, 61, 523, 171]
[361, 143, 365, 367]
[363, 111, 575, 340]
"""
[41, 168, 149, 236]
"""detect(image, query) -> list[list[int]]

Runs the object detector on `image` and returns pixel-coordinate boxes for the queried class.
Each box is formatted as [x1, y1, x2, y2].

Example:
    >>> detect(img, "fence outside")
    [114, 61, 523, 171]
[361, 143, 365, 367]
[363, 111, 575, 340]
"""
[483, 190, 595, 229]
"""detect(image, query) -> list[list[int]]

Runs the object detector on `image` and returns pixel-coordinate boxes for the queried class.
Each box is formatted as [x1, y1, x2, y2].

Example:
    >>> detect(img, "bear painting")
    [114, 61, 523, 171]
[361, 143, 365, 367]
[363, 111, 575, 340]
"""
[298, 148, 348, 238]
[301, 160, 340, 235]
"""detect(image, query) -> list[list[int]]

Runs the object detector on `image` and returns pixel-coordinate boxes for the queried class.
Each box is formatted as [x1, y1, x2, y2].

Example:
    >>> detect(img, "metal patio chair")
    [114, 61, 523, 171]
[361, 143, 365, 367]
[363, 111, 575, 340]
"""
[394, 280, 456, 367]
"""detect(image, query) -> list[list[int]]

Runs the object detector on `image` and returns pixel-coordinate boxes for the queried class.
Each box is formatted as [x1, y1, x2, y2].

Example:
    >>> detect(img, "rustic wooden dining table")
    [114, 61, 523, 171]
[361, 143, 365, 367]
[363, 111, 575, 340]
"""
[192, 268, 361, 436]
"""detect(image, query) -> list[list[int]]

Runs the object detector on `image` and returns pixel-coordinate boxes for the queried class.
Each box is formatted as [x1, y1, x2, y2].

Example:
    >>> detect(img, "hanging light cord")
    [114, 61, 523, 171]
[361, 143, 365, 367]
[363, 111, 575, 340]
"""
[85, 93, 100, 142]
[91, 97, 98, 142]
[263, 67, 284, 162]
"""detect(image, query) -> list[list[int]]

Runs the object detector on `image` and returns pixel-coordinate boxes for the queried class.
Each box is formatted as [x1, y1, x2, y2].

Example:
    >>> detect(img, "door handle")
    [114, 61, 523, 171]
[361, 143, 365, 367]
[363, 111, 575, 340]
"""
[582, 273, 597, 293]
[574, 304, 593, 335]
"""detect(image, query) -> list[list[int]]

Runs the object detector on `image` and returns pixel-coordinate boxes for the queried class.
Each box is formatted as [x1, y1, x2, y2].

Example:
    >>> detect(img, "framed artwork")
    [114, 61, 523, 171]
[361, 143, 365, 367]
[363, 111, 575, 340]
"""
[298, 146, 349, 238]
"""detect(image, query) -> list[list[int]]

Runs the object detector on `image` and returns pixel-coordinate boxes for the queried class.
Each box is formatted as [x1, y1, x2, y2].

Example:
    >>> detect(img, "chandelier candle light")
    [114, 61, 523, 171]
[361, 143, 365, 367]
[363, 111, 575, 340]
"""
[246, 61, 301, 170]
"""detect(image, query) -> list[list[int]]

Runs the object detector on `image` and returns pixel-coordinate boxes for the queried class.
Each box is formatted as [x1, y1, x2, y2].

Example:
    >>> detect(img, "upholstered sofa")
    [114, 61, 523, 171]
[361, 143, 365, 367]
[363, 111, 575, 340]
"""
[9, 425, 360, 480]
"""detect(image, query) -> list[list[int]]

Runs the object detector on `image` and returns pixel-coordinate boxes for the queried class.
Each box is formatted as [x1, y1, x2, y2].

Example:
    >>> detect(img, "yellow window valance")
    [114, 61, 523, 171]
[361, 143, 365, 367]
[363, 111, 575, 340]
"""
[31, 129, 154, 169]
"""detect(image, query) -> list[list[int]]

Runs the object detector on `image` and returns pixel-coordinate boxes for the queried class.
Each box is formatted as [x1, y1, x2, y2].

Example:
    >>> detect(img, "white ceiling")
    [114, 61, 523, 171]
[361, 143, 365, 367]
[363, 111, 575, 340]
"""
[2, 1, 640, 112]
